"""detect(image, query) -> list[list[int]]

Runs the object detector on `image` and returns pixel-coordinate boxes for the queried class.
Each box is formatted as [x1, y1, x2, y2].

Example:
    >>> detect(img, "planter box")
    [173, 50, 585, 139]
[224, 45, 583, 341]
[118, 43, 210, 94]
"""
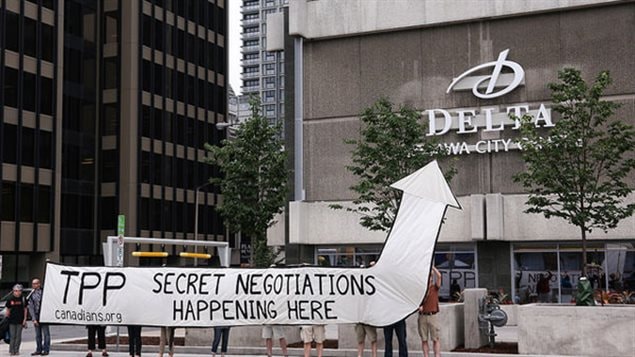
[518, 304, 635, 356]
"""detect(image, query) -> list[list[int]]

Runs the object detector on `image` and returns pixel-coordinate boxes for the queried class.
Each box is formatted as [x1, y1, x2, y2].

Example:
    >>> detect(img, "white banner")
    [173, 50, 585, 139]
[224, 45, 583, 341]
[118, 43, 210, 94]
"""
[41, 161, 460, 327]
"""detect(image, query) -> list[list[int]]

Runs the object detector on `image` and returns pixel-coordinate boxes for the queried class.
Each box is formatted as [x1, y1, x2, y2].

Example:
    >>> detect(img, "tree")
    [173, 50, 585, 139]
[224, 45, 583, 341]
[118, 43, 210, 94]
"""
[513, 68, 635, 276]
[205, 97, 287, 268]
[332, 98, 456, 232]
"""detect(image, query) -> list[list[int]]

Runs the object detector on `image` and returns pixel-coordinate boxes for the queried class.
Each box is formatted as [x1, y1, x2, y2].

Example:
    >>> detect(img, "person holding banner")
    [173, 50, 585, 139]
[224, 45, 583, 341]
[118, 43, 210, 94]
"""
[418, 267, 442, 357]
[159, 326, 175, 357]
[301, 325, 325, 357]
[127, 325, 142, 357]
[6, 284, 28, 356]
[211, 326, 231, 357]
[355, 323, 377, 357]
[262, 325, 288, 357]
[86, 325, 108, 357]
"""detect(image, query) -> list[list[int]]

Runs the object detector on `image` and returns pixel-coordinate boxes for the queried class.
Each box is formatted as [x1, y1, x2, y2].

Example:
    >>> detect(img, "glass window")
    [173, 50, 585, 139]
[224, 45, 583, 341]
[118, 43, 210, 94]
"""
[142, 60, 152, 93]
[1, 182, 16, 221]
[40, 77, 54, 116]
[41, 24, 55, 62]
[99, 197, 116, 229]
[5, 11, 20, 52]
[24, 17, 37, 57]
[104, 57, 118, 89]
[100, 150, 117, 182]
[37, 185, 52, 223]
[20, 184, 34, 222]
[103, 104, 118, 136]
[104, 12, 118, 44]
[4, 67, 19, 108]
[143, 15, 152, 47]
[154, 18, 163, 51]
[42, 0, 55, 10]
[39, 130, 53, 169]
[22, 127, 35, 167]
[23, 72, 36, 112]
[2, 124, 18, 164]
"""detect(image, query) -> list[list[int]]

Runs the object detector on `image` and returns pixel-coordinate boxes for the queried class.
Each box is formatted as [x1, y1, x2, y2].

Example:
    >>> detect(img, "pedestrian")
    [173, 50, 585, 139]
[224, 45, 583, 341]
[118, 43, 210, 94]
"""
[6, 284, 28, 356]
[159, 326, 175, 357]
[355, 323, 377, 357]
[418, 267, 442, 357]
[262, 325, 288, 357]
[28, 278, 50, 356]
[536, 271, 553, 303]
[211, 326, 231, 357]
[127, 325, 142, 357]
[449, 279, 461, 301]
[86, 325, 108, 357]
[301, 325, 325, 357]
[383, 318, 407, 357]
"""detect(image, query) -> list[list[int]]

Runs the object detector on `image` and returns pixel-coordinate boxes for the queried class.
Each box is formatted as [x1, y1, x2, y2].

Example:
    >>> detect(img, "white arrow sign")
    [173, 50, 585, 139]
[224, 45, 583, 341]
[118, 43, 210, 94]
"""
[40, 161, 460, 327]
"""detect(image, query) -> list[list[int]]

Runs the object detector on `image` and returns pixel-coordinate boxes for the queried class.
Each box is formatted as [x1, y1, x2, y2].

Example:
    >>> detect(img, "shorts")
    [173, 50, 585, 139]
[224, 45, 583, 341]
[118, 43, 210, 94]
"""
[354, 324, 377, 344]
[301, 325, 325, 344]
[417, 313, 440, 341]
[262, 325, 285, 340]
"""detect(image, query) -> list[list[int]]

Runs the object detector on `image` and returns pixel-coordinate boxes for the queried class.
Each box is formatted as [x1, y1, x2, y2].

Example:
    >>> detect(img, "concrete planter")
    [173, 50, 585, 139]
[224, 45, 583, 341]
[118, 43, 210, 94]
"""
[499, 304, 517, 326]
[518, 304, 635, 356]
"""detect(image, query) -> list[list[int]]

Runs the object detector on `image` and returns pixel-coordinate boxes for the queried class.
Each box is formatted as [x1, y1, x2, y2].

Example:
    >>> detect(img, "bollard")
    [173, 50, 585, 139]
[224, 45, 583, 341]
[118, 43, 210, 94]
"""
[463, 288, 488, 349]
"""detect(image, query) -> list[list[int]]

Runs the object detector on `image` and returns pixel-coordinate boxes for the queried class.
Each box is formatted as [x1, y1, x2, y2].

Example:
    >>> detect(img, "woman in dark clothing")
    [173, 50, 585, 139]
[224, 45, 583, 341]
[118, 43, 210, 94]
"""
[86, 325, 109, 357]
[127, 325, 142, 357]
[211, 326, 231, 357]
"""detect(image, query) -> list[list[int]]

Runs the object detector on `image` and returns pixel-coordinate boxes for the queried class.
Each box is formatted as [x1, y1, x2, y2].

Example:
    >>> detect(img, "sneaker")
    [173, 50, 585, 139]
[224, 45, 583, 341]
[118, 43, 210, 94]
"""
[42, 353, 50, 356]
[102, 352, 109, 357]
[31, 352, 42, 356]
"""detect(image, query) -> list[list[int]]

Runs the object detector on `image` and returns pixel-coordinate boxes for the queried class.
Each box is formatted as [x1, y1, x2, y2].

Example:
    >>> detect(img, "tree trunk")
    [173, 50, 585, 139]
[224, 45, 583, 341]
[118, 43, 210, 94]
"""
[580, 225, 587, 277]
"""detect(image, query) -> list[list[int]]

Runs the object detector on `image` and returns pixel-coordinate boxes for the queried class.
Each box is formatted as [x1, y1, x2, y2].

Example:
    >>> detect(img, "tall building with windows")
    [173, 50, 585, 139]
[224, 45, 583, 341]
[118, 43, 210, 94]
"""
[0, 0, 228, 289]
[240, 0, 287, 127]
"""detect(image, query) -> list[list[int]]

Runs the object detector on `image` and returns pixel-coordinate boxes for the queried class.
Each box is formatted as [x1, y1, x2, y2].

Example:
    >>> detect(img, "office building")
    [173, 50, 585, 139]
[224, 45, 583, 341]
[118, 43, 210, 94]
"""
[273, 0, 635, 303]
[240, 0, 287, 127]
[0, 0, 228, 289]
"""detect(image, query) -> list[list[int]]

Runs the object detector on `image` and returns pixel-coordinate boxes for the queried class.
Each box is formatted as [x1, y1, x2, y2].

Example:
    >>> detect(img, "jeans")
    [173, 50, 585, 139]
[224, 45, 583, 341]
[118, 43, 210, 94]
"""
[9, 323, 23, 355]
[35, 323, 51, 353]
[127, 325, 142, 356]
[383, 319, 408, 357]
[211, 327, 230, 353]
[159, 327, 175, 355]
[87, 325, 106, 350]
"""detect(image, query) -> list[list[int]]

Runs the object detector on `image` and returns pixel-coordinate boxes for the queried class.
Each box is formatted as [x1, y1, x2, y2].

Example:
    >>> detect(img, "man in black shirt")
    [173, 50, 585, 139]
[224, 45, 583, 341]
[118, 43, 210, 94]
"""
[6, 284, 28, 356]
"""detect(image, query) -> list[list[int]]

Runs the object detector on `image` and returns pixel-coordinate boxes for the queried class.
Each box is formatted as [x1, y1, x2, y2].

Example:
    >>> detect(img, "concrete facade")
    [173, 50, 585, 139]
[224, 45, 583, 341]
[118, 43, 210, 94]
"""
[277, 0, 635, 302]
[518, 304, 635, 356]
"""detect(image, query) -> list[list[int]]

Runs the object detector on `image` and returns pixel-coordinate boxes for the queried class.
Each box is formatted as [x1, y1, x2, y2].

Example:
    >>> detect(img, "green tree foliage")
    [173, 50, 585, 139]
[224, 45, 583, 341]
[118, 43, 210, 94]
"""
[333, 98, 456, 232]
[514, 69, 635, 275]
[205, 97, 287, 267]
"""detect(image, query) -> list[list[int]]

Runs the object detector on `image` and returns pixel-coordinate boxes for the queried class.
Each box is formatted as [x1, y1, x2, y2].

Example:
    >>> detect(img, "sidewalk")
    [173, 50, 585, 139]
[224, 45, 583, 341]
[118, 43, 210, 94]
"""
[4, 325, 574, 357]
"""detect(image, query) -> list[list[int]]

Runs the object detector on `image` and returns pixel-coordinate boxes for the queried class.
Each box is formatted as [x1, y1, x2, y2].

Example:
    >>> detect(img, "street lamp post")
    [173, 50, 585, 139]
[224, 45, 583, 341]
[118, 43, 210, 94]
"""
[194, 181, 213, 266]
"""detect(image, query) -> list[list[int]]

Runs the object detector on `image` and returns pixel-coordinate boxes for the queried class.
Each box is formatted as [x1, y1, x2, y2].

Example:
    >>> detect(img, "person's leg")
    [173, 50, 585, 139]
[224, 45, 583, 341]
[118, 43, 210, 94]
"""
[159, 327, 167, 355]
[422, 339, 430, 357]
[383, 325, 394, 357]
[265, 338, 273, 356]
[371, 340, 378, 357]
[355, 324, 365, 357]
[395, 320, 407, 357]
[97, 326, 107, 352]
[433, 339, 440, 357]
[358, 341, 365, 357]
[9, 324, 19, 354]
[135, 326, 142, 356]
[87, 326, 97, 352]
[316, 342, 323, 357]
[42, 323, 51, 353]
[279, 337, 289, 356]
[14, 324, 24, 354]
[303, 342, 311, 357]
[34, 323, 43, 353]
[168, 327, 175, 355]
[211, 327, 222, 354]
[221, 327, 230, 354]
[126, 326, 135, 356]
